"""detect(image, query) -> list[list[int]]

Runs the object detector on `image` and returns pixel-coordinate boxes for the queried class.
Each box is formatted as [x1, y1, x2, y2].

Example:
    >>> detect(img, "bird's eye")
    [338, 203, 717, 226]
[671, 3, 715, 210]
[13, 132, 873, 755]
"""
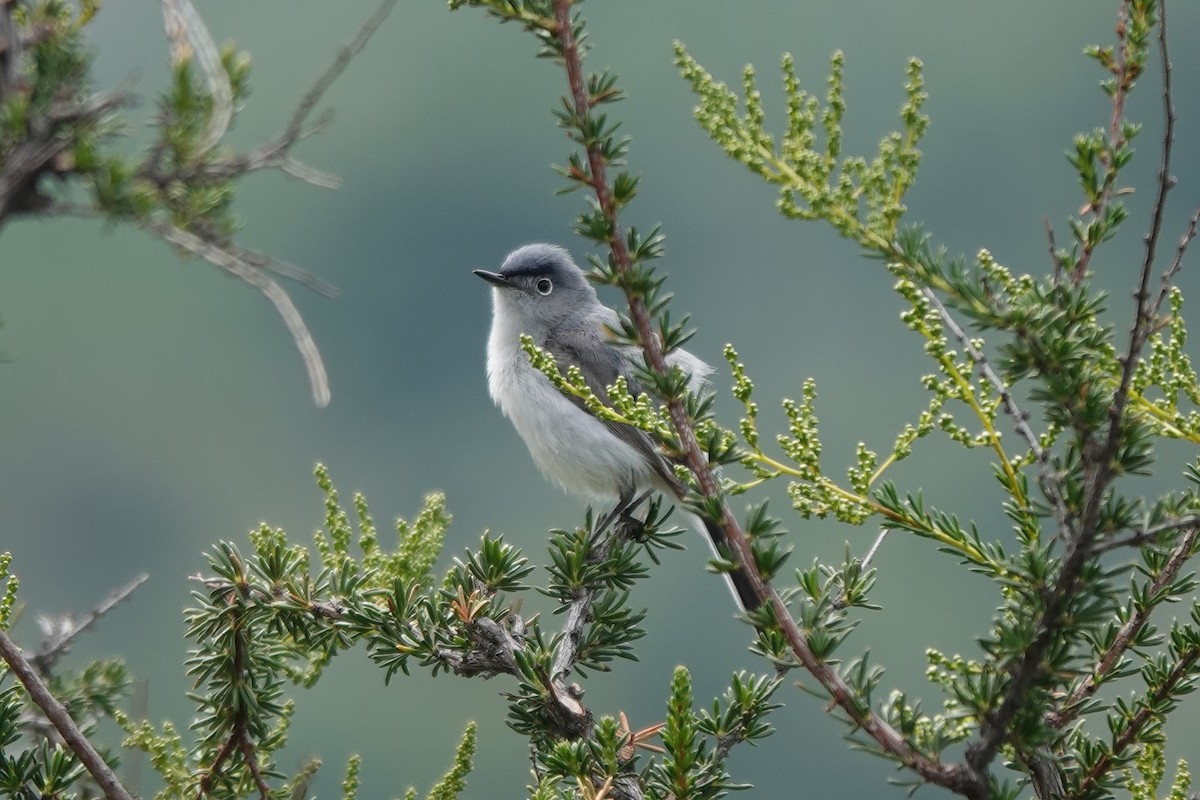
[535, 278, 553, 296]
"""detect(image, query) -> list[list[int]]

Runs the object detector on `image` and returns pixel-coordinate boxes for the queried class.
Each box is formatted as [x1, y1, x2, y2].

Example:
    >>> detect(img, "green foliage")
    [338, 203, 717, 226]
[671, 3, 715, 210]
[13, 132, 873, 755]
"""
[108, 464, 776, 798]
[1125, 743, 1191, 800]
[674, 43, 927, 247]
[671, 0, 1200, 796]
[423, 723, 478, 800]
[4, 1, 1200, 799]
[0, 553, 17, 630]
[115, 465, 466, 798]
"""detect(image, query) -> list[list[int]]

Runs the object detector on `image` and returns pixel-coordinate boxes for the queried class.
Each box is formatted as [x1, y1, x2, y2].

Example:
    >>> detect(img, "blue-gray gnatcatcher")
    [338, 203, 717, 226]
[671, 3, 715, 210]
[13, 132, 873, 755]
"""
[475, 243, 759, 610]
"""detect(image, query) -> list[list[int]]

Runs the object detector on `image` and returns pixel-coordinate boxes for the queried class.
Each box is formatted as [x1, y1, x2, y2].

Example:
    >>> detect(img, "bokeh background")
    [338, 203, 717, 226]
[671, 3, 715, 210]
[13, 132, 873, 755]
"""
[4, 1, 1200, 797]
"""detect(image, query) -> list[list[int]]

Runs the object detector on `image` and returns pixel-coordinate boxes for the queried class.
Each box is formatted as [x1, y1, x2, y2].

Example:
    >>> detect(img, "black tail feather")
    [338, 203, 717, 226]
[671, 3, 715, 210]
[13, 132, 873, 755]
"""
[700, 515, 762, 611]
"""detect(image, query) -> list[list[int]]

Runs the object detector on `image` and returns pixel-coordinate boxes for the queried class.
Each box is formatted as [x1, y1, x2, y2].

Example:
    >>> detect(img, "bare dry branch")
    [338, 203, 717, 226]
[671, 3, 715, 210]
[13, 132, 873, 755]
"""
[31, 573, 149, 675]
[144, 219, 332, 407]
[198, 0, 398, 183]
[161, 0, 232, 154]
[0, 629, 136, 800]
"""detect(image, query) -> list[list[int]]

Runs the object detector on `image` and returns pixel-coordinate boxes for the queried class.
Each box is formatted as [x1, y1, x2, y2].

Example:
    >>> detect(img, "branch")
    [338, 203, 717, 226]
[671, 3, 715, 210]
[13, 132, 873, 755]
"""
[1093, 512, 1200, 554]
[0, 629, 136, 800]
[197, 0, 398, 183]
[1159, 205, 1200, 308]
[1071, 0, 1138, 282]
[1073, 641, 1200, 798]
[199, 592, 272, 800]
[143, 219, 332, 408]
[1047, 519, 1200, 729]
[0, 90, 130, 224]
[1044, 217, 1064, 284]
[921, 287, 1074, 537]
[139, 0, 398, 407]
[31, 573, 148, 675]
[547, 3, 984, 797]
[1143, 0, 1178, 321]
[969, 0, 1177, 776]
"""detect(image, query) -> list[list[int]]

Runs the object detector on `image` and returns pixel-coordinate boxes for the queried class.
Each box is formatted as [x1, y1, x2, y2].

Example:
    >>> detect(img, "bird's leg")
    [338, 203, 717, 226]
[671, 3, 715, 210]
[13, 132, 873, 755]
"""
[615, 489, 654, 541]
[592, 488, 652, 540]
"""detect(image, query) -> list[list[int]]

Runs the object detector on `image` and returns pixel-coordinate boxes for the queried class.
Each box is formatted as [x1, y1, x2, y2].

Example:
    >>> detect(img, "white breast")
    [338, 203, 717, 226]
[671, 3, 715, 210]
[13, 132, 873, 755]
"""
[486, 314, 652, 501]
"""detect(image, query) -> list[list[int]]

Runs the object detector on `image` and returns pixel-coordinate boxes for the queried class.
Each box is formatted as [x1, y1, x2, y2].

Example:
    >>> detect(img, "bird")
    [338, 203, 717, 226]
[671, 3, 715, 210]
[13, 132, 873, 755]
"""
[474, 243, 759, 611]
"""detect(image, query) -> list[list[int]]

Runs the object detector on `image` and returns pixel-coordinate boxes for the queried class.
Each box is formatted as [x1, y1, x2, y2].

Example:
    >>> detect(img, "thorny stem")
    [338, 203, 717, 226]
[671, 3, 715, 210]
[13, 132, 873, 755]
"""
[1141, 0, 1177, 319]
[0, 629, 136, 800]
[1071, 0, 1138, 283]
[1047, 520, 1200, 729]
[969, 0, 1179, 777]
[1074, 641, 1200, 798]
[550, 1, 983, 796]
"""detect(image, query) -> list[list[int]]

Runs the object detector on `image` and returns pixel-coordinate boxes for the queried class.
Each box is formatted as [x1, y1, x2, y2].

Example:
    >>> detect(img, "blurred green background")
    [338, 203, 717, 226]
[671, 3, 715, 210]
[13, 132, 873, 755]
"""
[3, 1, 1200, 797]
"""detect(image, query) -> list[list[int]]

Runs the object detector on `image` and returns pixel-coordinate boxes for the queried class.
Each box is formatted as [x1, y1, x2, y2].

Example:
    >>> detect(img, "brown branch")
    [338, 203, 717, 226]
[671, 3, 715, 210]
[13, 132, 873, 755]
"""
[31, 573, 149, 675]
[1073, 642, 1200, 798]
[969, 0, 1179, 777]
[1071, 0, 1136, 283]
[549, 2, 983, 797]
[1144, 0, 1178, 320]
[1159, 206, 1200, 307]
[239, 737, 273, 800]
[1047, 520, 1200, 730]
[0, 629, 136, 800]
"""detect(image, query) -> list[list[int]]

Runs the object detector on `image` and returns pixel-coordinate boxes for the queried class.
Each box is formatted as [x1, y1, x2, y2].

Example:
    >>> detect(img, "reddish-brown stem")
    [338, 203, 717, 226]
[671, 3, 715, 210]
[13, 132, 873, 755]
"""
[550, 1, 983, 796]
[1072, 0, 1136, 283]
[1047, 522, 1200, 729]
[1074, 642, 1200, 798]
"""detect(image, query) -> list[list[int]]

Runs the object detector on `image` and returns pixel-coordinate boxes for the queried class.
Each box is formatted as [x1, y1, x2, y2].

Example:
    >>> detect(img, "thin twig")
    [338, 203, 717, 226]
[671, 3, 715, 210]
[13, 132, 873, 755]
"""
[31, 573, 149, 674]
[1093, 512, 1200, 554]
[859, 529, 890, 571]
[1158, 206, 1200, 304]
[921, 287, 1074, 539]
[969, 0, 1176, 776]
[0, 629, 136, 800]
[1043, 217, 1062, 285]
[1141, 0, 1177, 321]
[1048, 520, 1200, 729]
[1071, 0, 1136, 284]
[144, 219, 332, 408]
[548, 2, 983, 796]
[199, 0, 398, 183]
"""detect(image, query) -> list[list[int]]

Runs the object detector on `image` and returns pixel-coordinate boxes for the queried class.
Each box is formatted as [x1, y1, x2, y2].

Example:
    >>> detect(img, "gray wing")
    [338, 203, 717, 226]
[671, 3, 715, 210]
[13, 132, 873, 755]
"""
[542, 313, 688, 497]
